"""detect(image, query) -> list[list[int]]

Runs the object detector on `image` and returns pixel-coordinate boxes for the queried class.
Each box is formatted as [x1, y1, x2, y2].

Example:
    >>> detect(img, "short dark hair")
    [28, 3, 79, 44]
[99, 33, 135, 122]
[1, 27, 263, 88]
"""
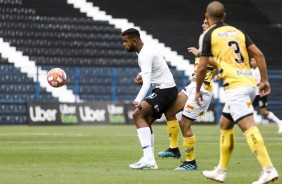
[122, 28, 140, 38]
[207, 1, 225, 19]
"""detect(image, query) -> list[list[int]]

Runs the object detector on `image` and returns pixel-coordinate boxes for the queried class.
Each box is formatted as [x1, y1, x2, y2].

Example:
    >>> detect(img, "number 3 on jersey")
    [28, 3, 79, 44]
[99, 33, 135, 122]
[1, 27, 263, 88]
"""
[228, 41, 245, 63]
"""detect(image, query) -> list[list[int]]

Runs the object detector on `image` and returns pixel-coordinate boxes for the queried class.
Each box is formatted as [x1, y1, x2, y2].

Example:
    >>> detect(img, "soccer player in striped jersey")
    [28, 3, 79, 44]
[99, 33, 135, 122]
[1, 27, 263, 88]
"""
[196, 1, 279, 183]
[158, 19, 217, 170]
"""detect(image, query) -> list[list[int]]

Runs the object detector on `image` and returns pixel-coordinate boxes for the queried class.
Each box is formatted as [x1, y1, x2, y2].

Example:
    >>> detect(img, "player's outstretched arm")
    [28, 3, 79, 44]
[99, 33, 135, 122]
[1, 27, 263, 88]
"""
[187, 47, 200, 57]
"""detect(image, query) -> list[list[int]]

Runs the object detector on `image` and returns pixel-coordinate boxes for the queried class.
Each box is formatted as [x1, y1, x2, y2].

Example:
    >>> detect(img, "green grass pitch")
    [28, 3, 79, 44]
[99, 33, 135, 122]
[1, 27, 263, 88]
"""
[0, 124, 281, 184]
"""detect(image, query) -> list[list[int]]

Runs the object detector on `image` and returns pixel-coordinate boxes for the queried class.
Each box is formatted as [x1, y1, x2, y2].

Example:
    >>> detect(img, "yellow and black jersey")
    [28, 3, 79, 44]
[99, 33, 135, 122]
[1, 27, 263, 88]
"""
[201, 22, 256, 90]
[192, 58, 217, 92]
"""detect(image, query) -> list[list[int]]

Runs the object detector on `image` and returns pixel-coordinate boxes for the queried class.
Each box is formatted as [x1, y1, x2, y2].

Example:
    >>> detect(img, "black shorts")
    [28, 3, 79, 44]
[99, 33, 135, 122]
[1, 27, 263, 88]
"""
[252, 95, 268, 108]
[144, 86, 178, 119]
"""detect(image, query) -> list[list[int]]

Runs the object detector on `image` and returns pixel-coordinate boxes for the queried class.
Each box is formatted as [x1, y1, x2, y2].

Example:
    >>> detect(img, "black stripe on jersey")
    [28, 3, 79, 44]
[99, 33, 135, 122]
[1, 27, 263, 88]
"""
[243, 32, 254, 47]
[204, 81, 211, 85]
[207, 66, 214, 71]
[201, 22, 226, 57]
[201, 22, 254, 56]
[237, 28, 254, 47]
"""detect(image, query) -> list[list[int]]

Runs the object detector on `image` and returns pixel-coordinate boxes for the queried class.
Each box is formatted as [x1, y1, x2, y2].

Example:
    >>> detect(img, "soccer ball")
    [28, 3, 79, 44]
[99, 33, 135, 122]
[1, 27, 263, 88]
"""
[47, 68, 67, 88]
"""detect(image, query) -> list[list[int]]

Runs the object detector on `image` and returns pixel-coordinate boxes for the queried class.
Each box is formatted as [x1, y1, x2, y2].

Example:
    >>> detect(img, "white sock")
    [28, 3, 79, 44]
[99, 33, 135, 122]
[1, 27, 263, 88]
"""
[151, 133, 154, 156]
[263, 166, 275, 172]
[267, 112, 281, 124]
[137, 127, 153, 159]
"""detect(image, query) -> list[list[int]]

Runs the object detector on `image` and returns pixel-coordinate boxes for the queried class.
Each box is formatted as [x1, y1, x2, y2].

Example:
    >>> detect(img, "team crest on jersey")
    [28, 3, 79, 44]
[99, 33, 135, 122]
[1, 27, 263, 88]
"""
[186, 104, 194, 110]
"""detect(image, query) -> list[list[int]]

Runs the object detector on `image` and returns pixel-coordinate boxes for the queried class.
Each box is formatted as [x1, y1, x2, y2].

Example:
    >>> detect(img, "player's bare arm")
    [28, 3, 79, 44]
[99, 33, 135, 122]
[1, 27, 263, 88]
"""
[195, 56, 209, 106]
[247, 44, 271, 96]
[187, 47, 200, 57]
[187, 47, 217, 68]
[208, 57, 217, 67]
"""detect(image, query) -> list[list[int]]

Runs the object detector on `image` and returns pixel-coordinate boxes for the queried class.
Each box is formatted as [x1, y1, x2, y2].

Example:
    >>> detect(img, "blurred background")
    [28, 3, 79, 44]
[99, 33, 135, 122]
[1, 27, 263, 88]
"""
[0, 0, 281, 125]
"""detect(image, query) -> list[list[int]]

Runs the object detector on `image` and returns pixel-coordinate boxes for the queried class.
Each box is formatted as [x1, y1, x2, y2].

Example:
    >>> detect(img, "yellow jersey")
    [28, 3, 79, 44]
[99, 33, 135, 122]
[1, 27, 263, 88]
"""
[201, 22, 256, 90]
[192, 57, 217, 92]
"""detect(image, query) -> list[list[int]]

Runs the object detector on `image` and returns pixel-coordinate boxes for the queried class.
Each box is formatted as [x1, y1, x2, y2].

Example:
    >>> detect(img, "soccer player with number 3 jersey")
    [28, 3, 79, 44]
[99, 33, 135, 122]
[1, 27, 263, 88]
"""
[196, 1, 279, 183]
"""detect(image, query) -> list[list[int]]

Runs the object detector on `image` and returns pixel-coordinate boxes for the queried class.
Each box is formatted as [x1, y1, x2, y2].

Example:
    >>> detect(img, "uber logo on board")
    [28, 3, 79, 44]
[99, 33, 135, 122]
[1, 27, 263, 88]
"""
[29, 106, 57, 122]
[79, 106, 106, 122]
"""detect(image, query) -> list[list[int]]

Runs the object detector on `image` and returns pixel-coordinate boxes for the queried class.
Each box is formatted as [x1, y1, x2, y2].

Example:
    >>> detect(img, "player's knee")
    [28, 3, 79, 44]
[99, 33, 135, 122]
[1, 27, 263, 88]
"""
[164, 111, 175, 121]
[259, 109, 269, 116]
[132, 109, 140, 120]
[179, 118, 192, 129]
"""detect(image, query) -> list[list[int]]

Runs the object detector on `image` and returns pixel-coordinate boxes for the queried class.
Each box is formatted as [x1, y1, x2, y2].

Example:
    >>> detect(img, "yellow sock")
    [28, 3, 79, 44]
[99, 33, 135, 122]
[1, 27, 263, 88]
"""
[245, 126, 273, 167]
[167, 120, 179, 148]
[218, 129, 235, 170]
[183, 135, 195, 161]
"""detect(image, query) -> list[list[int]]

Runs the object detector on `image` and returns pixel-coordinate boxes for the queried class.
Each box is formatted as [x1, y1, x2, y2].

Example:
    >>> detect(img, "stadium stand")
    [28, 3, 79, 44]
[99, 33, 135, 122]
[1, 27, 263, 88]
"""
[88, 0, 282, 119]
[0, 0, 188, 124]
[90, 0, 282, 69]
[0, 55, 58, 124]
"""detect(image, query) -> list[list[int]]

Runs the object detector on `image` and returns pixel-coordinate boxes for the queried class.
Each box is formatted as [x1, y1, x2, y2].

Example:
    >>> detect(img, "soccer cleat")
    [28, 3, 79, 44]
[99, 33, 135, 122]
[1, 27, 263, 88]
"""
[203, 167, 227, 183]
[129, 157, 158, 170]
[174, 160, 198, 170]
[158, 147, 181, 158]
[252, 168, 279, 184]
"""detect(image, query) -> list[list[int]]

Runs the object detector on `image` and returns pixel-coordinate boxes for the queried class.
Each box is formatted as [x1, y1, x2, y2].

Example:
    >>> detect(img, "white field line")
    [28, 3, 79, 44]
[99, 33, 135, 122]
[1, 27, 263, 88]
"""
[0, 133, 87, 136]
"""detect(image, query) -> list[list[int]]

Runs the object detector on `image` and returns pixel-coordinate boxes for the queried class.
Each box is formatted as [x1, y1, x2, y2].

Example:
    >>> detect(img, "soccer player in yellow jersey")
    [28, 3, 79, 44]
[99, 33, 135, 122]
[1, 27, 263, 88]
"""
[158, 19, 217, 170]
[196, 1, 279, 183]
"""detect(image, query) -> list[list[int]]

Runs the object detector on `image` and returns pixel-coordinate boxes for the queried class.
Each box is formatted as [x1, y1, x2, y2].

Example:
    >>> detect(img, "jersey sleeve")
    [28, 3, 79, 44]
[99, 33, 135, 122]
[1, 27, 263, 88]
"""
[244, 33, 254, 47]
[134, 50, 154, 102]
[139, 52, 153, 75]
[201, 30, 213, 57]
[134, 72, 151, 102]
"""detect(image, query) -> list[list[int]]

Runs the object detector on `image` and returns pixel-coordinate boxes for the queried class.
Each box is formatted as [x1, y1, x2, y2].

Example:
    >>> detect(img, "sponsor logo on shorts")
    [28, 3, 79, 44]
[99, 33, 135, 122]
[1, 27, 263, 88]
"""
[154, 105, 160, 113]
[246, 101, 252, 108]
[186, 104, 194, 110]
[148, 93, 157, 99]
[198, 111, 205, 116]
